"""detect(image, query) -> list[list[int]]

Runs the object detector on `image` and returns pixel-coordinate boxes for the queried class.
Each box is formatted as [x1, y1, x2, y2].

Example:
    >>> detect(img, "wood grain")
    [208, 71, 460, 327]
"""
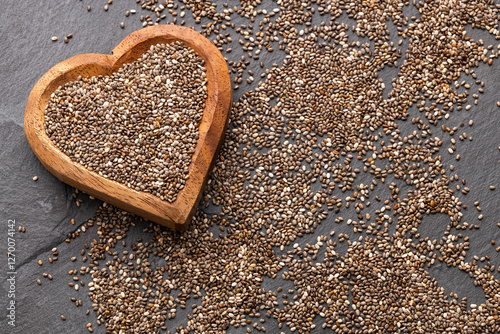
[24, 25, 232, 230]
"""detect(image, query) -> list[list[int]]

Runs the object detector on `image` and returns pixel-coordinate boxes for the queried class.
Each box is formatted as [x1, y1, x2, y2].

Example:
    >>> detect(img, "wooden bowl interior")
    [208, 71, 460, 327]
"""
[25, 26, 231, 230]
[37, 37, 216, 182]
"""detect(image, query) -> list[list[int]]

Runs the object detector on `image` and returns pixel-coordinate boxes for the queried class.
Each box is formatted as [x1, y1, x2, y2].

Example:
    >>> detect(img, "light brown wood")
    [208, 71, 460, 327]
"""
[24, 25, 232, 230]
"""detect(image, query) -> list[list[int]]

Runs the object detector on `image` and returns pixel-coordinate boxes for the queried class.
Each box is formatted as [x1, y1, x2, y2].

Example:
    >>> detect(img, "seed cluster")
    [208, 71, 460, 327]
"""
[44, 42, 207, 202]
[36, 0, 500, 333]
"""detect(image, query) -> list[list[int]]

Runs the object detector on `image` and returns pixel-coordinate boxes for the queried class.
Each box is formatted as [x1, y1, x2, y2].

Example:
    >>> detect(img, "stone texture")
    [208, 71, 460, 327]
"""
[0, 1, 498, 333]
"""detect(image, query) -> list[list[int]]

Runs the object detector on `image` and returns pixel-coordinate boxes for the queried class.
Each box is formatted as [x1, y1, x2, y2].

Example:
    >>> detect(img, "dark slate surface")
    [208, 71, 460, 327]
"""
[0, 1, 499, 333]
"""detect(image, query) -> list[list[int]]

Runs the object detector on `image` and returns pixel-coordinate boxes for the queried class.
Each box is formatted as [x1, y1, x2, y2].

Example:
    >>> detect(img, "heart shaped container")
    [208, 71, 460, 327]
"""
[24, 25, 232, 230]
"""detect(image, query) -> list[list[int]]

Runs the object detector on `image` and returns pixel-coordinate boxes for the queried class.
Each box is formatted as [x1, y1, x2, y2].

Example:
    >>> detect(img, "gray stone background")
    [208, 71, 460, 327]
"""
[0, 0, 499, 333]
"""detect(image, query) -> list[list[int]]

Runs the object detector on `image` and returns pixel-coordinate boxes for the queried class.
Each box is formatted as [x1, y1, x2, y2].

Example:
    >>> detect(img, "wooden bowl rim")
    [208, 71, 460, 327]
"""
[24, 25, 231, 230]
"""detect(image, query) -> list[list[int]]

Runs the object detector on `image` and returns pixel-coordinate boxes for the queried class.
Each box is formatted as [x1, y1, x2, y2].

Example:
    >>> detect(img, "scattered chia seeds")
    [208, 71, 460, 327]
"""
[36, 0, 500, 333]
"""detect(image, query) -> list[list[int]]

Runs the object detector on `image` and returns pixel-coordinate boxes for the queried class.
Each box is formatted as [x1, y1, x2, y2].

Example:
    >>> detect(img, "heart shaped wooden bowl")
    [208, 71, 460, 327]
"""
[24, 25, 231, 230]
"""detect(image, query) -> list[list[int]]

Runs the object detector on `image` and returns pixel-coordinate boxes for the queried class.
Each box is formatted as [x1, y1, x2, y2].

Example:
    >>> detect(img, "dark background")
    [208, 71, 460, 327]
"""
[0, 1, 499, 333]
